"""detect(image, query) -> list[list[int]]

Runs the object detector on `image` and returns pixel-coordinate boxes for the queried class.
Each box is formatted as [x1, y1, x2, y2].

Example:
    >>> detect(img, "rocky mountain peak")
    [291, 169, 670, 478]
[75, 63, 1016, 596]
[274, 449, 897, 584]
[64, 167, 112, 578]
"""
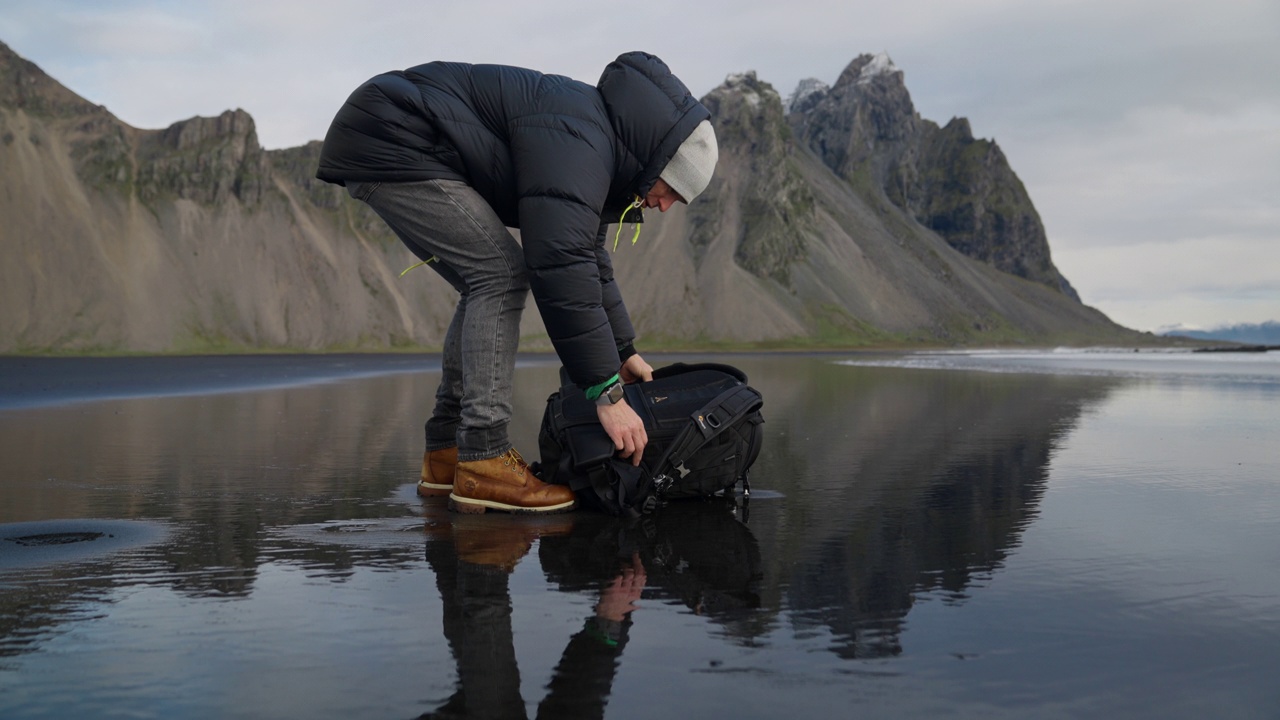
[695, 71, 813, 284]
[840, 52, 902, 88]
[701, 70, 789, 157]
[0, 40, 102, 118]
[787, 78, 830, 115]
[155, 108, 258, 153]
[790, 52, 920, 187]
[790, 53, 1079, 300]
[136, 109, 270, 206]
[720, 71, 782, 106]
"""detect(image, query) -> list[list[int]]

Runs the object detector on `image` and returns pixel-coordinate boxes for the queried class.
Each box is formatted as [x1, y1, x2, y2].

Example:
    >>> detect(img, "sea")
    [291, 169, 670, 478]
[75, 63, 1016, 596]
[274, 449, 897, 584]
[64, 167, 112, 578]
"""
[1, 349, 1277, 719]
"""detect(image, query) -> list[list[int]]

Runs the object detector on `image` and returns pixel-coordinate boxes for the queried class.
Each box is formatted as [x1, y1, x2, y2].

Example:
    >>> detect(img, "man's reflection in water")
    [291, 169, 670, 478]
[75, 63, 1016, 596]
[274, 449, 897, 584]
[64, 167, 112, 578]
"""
[418, 499, 761, 720]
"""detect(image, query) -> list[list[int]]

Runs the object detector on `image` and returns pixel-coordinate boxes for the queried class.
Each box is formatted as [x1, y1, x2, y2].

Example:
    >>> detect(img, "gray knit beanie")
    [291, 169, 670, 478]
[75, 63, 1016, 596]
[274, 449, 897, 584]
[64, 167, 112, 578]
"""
[659, 120, 718, 203]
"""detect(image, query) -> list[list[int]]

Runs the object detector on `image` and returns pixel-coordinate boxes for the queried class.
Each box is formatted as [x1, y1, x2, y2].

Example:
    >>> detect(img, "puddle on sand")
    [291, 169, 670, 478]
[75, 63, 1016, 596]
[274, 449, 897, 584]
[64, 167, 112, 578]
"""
[0, 519, 170, 571]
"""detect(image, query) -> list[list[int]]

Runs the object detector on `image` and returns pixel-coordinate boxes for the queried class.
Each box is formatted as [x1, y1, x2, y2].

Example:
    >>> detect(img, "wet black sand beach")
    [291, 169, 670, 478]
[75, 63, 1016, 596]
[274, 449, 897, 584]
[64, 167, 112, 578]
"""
[2, 351, 1278, 719]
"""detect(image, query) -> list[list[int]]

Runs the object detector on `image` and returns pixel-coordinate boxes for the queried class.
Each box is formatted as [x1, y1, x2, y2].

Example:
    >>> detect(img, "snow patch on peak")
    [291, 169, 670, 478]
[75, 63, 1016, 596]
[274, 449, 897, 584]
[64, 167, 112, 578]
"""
[857, 52, 899, 84]
[720, 70, 780, 109]
[788, 78, 830, 114]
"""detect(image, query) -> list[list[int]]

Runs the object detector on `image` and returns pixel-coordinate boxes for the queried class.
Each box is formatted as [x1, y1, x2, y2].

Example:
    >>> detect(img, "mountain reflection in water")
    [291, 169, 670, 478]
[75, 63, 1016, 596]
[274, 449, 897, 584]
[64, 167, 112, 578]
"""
[722, 359, 1115, 660]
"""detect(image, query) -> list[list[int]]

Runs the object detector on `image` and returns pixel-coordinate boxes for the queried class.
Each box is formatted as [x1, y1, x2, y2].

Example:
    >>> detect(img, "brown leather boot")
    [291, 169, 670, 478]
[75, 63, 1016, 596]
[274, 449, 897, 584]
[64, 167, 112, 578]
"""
[417, 447, 458, 498]
[449, 448, 576, 514]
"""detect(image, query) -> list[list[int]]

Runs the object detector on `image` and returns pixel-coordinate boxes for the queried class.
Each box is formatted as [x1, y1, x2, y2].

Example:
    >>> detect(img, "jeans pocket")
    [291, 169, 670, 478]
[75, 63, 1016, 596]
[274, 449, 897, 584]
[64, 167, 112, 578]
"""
[346, 181, 382, 201]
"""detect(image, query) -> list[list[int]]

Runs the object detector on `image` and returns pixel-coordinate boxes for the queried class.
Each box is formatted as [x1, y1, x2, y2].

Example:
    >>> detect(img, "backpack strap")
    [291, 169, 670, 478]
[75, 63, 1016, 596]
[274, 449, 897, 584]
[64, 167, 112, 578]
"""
[651, 362, 748, 384]
[651, 384, 763, 496]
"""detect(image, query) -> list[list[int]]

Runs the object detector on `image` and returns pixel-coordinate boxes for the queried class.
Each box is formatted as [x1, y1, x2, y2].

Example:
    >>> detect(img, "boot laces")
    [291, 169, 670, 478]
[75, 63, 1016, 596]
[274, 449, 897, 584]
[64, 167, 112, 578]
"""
[501, 449, 528, 476]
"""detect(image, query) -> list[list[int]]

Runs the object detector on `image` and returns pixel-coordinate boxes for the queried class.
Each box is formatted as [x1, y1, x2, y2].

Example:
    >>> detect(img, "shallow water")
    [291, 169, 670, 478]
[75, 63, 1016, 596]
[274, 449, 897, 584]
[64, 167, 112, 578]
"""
[1, 351, 1277, 719]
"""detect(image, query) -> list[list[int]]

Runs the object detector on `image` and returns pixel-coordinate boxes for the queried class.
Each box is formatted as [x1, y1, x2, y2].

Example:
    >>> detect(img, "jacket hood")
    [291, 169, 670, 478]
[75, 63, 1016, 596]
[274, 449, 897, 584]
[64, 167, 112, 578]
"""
[597, 52, 711, 198]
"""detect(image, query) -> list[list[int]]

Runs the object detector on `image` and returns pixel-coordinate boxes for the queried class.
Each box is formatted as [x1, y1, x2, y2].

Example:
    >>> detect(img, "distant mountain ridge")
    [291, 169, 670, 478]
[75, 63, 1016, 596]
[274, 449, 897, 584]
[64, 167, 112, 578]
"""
[1160, 321, 1280, 345]
[0, 41, 1142, 353]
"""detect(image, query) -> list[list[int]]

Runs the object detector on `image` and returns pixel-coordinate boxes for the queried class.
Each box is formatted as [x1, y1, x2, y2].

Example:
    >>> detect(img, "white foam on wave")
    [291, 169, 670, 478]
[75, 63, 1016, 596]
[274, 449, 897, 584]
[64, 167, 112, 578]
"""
[834, 348, 1280, 385]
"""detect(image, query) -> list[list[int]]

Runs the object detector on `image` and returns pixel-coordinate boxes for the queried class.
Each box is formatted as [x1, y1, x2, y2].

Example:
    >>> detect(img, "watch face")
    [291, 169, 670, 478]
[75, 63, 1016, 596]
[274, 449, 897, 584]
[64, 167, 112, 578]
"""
[606, 382, 625, 404]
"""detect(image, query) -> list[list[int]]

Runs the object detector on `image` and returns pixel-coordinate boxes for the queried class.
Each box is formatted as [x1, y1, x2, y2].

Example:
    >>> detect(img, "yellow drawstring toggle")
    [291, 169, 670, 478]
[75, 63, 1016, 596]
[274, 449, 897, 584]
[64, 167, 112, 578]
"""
[399, 256, 438, 278]
[613, 197, 643, 251]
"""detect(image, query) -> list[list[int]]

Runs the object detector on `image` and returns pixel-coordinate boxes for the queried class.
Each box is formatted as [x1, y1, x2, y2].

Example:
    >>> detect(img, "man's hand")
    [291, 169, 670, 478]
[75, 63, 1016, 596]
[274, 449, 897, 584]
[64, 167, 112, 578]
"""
[620, 353, 653, 384]
[596, 553, 646, 622]
[597, 399, 647, 466]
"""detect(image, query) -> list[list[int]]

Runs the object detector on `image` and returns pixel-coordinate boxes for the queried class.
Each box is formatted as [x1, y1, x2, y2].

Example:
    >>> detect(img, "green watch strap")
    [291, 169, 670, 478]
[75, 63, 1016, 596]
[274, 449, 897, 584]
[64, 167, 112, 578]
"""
[584, 373, 621, 401]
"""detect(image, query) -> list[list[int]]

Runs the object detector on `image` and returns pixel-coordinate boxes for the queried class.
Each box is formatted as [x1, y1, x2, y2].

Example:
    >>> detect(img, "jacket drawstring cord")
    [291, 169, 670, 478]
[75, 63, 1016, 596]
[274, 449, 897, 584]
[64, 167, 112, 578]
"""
[399, 256, 438, 278]
[613, 197, 643, 251]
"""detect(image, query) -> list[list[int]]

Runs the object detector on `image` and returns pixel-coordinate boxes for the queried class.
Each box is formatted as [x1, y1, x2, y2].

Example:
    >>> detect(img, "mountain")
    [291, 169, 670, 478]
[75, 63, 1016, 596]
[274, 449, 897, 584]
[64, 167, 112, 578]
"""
[788, 53, 1079, 300]
[0, 42, 1141, 353]
[1159, 321, 1280, 345]
[1, 41, 461, 353]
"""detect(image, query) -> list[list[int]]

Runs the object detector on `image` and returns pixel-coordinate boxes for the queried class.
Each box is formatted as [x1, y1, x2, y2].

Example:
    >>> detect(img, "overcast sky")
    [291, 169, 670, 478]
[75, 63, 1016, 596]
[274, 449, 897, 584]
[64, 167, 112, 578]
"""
[3, 0, 1276, 332]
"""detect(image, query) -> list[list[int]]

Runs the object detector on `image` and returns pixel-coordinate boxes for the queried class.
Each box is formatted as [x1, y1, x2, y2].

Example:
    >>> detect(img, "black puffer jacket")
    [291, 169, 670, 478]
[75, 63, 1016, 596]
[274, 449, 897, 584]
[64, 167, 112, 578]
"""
[316, 52, 710, 389]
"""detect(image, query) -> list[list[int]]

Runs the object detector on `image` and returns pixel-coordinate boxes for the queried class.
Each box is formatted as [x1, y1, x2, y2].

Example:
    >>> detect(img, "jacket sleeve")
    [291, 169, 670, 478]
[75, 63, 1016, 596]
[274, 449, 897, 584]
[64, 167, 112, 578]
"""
[536, 616, 631, 720]
[595, 223, 637, 358]
[512, 121, 620, 389]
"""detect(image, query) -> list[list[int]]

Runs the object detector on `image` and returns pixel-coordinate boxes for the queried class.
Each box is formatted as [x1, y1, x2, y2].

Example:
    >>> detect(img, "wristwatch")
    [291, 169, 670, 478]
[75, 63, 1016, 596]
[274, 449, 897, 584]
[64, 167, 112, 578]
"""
[595, 380, 625, 406]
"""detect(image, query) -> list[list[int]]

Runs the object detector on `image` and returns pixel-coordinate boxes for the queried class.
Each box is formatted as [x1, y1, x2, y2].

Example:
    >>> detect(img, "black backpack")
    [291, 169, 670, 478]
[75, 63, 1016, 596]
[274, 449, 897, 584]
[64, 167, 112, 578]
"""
[534, 362, 765, 517]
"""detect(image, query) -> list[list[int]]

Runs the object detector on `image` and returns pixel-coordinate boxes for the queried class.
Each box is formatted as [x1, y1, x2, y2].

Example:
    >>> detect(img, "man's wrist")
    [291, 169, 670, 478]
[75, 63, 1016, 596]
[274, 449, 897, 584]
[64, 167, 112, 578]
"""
[584, 616, 623, 646]
[595, 378, 625, 406]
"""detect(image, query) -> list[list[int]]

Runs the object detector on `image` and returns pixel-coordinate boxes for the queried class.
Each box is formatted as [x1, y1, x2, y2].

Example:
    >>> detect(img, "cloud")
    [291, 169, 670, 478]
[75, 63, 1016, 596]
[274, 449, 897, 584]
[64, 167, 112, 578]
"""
[1004, 84, 1280, 330]
[1059, 234, 1280, 329]
[1019, 101, 1280, 242]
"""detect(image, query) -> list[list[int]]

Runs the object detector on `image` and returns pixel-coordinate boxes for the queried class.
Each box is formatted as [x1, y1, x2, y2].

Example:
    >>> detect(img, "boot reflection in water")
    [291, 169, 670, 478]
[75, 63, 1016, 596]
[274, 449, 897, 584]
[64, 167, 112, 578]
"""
[419, 515, 635, 720]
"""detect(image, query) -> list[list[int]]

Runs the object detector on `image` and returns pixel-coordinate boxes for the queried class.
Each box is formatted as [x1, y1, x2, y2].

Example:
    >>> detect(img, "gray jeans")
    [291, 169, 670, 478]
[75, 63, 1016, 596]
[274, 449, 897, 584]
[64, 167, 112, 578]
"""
[347, 179, 528, 462]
